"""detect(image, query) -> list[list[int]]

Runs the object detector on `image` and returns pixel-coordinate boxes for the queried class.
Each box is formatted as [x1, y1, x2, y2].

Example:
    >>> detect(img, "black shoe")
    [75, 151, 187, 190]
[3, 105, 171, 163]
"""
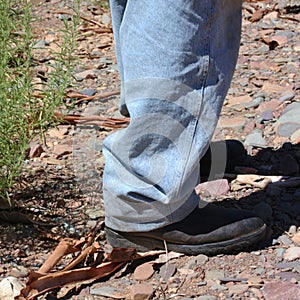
[105, 203, 266, 255]
[200, 140, 247, 179]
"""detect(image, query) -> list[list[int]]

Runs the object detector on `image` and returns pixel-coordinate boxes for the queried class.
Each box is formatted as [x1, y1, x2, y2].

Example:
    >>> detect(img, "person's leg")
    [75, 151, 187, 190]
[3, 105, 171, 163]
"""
[104, 0, 266, 254]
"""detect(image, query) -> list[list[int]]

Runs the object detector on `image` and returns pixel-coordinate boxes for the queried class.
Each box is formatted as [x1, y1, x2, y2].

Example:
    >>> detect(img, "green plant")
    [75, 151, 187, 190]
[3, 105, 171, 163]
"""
[0, 0, 80, 203]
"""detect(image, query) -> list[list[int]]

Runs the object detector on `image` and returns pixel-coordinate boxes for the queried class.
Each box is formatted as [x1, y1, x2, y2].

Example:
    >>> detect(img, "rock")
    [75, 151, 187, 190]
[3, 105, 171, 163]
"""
[29, 143, 44, 158]
[130, 283, 153, 300]
[197, 296, 217, 300]
[74, 70, 98, 81]
[292, 232, 300, 245]
[288, 225, 297, 235]
[185, 254, 209, 269]
[277, 122, 300, 137]
[279, 92, 295, 103]
[159, 263, 177, 282]
[227, 94, 252, 107]
[195, 179, 230, 197]
[228, 284, 248, 295]
[90, 286, 127, 299]
[47, 126, 69, 139]
[262, 281, 300, 300]
[244, 130, 267, 148]
[52, 143, 72, 158]
[278, 235, 292, 246]
[262, 82, 290, 94]
[206, 270, 225, 280]
[283, 246, 300, 261]
[291, 128, 300, 143]
[79, 89, 97, 96]
[85, 208, 105, 219]
[134, 262, 155, 281]
[0, 277, 24, 300]
[217, 116, 246, 131]
[9, 266, 28, 278]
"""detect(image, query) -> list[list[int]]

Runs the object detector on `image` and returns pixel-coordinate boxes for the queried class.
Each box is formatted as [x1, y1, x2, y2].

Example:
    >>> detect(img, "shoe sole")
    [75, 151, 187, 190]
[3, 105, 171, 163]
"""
[105, 224, 267, 256]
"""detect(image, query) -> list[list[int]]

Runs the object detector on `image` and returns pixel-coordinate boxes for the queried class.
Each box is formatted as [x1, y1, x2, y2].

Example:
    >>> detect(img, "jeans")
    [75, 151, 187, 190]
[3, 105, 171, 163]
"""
[103, 0, 242, 232]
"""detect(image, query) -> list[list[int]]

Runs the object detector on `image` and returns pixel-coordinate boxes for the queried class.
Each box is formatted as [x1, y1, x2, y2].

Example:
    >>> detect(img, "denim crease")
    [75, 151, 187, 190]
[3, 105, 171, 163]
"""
[103, 0, 242, 232]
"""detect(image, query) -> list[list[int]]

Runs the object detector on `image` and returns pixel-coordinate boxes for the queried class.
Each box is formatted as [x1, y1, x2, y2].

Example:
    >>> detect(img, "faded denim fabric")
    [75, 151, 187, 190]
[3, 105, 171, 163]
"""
[103, 0, 242, 231]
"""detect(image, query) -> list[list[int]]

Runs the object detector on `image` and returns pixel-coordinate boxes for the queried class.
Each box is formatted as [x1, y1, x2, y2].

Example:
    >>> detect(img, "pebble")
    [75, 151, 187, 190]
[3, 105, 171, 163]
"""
[90, 286, 127, 299]
[130, 283, 153, 300]
[185, 254, 209, 269]
[278, 234, 292, 246]
[283, 247, 300, 261]
[197, 296, 217, 300]
[244, 130, 267, 148]
[288, 225, 297, 235]
[134, 262, 155, 281]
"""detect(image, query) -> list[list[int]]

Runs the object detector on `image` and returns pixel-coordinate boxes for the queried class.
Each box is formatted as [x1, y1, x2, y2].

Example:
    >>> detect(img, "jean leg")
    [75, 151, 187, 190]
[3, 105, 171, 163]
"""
[103, 0, 242, 232]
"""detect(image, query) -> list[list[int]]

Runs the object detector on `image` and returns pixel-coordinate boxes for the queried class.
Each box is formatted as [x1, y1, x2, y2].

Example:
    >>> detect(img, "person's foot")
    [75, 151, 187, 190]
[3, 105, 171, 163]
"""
[200, 139, 247, 179]
[105, 203, 266, 255]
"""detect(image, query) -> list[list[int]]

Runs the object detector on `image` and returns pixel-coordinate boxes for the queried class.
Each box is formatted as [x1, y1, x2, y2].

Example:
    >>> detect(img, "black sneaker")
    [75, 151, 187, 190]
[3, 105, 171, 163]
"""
[105, 203, 266, 255]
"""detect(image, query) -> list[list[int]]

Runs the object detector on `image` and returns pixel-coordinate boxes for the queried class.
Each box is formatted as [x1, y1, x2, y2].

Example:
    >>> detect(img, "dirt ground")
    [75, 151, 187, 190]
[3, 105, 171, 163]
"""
[0, 1, 300, 299]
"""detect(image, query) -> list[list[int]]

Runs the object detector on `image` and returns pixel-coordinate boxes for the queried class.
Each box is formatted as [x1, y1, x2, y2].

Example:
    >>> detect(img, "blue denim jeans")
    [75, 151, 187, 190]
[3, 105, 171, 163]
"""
[103, 0, 242, 232]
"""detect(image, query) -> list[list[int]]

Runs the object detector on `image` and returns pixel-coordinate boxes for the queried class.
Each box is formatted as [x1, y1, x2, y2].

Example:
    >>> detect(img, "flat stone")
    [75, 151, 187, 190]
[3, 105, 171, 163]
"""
[159, 263, 177, 282]
[276, 122, 300, 137]
[278, 235, 292, 246]
[206, 270, 225, 280]
[244, 131, 267, 148]
[283, 247, 300, 261]
[262, 281, 300, 300]
[90, 286, 127, 299]
[217, 116, 246, 131]
[195, 179, 230, 197]
[134, 262, 155, 281]
[279, 92, 295, 103]
[262, 82, 290, 94]
[227, 94, 252, 107]
[52, 143, 73, 158]
[228, 284, 248, 295]
[130, 283, 153, 300]
[197, 296, 217, 300]
[74, 69, 97, 81]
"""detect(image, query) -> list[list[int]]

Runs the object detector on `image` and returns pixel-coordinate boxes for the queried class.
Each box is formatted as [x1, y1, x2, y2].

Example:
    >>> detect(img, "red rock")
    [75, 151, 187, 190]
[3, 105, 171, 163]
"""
[130, 283, 153, 300]
[262, 281, 300, 300]
[52, 143, 72, 158]
[218, 116, 246, 130]
[134, 262, 155, 281]
[257, 99, 280, 113]
[262, 82, 290, 94]
[196, 179, 230, 197]
[227, 95, 251, 107]
[29, 144, 44, 158]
